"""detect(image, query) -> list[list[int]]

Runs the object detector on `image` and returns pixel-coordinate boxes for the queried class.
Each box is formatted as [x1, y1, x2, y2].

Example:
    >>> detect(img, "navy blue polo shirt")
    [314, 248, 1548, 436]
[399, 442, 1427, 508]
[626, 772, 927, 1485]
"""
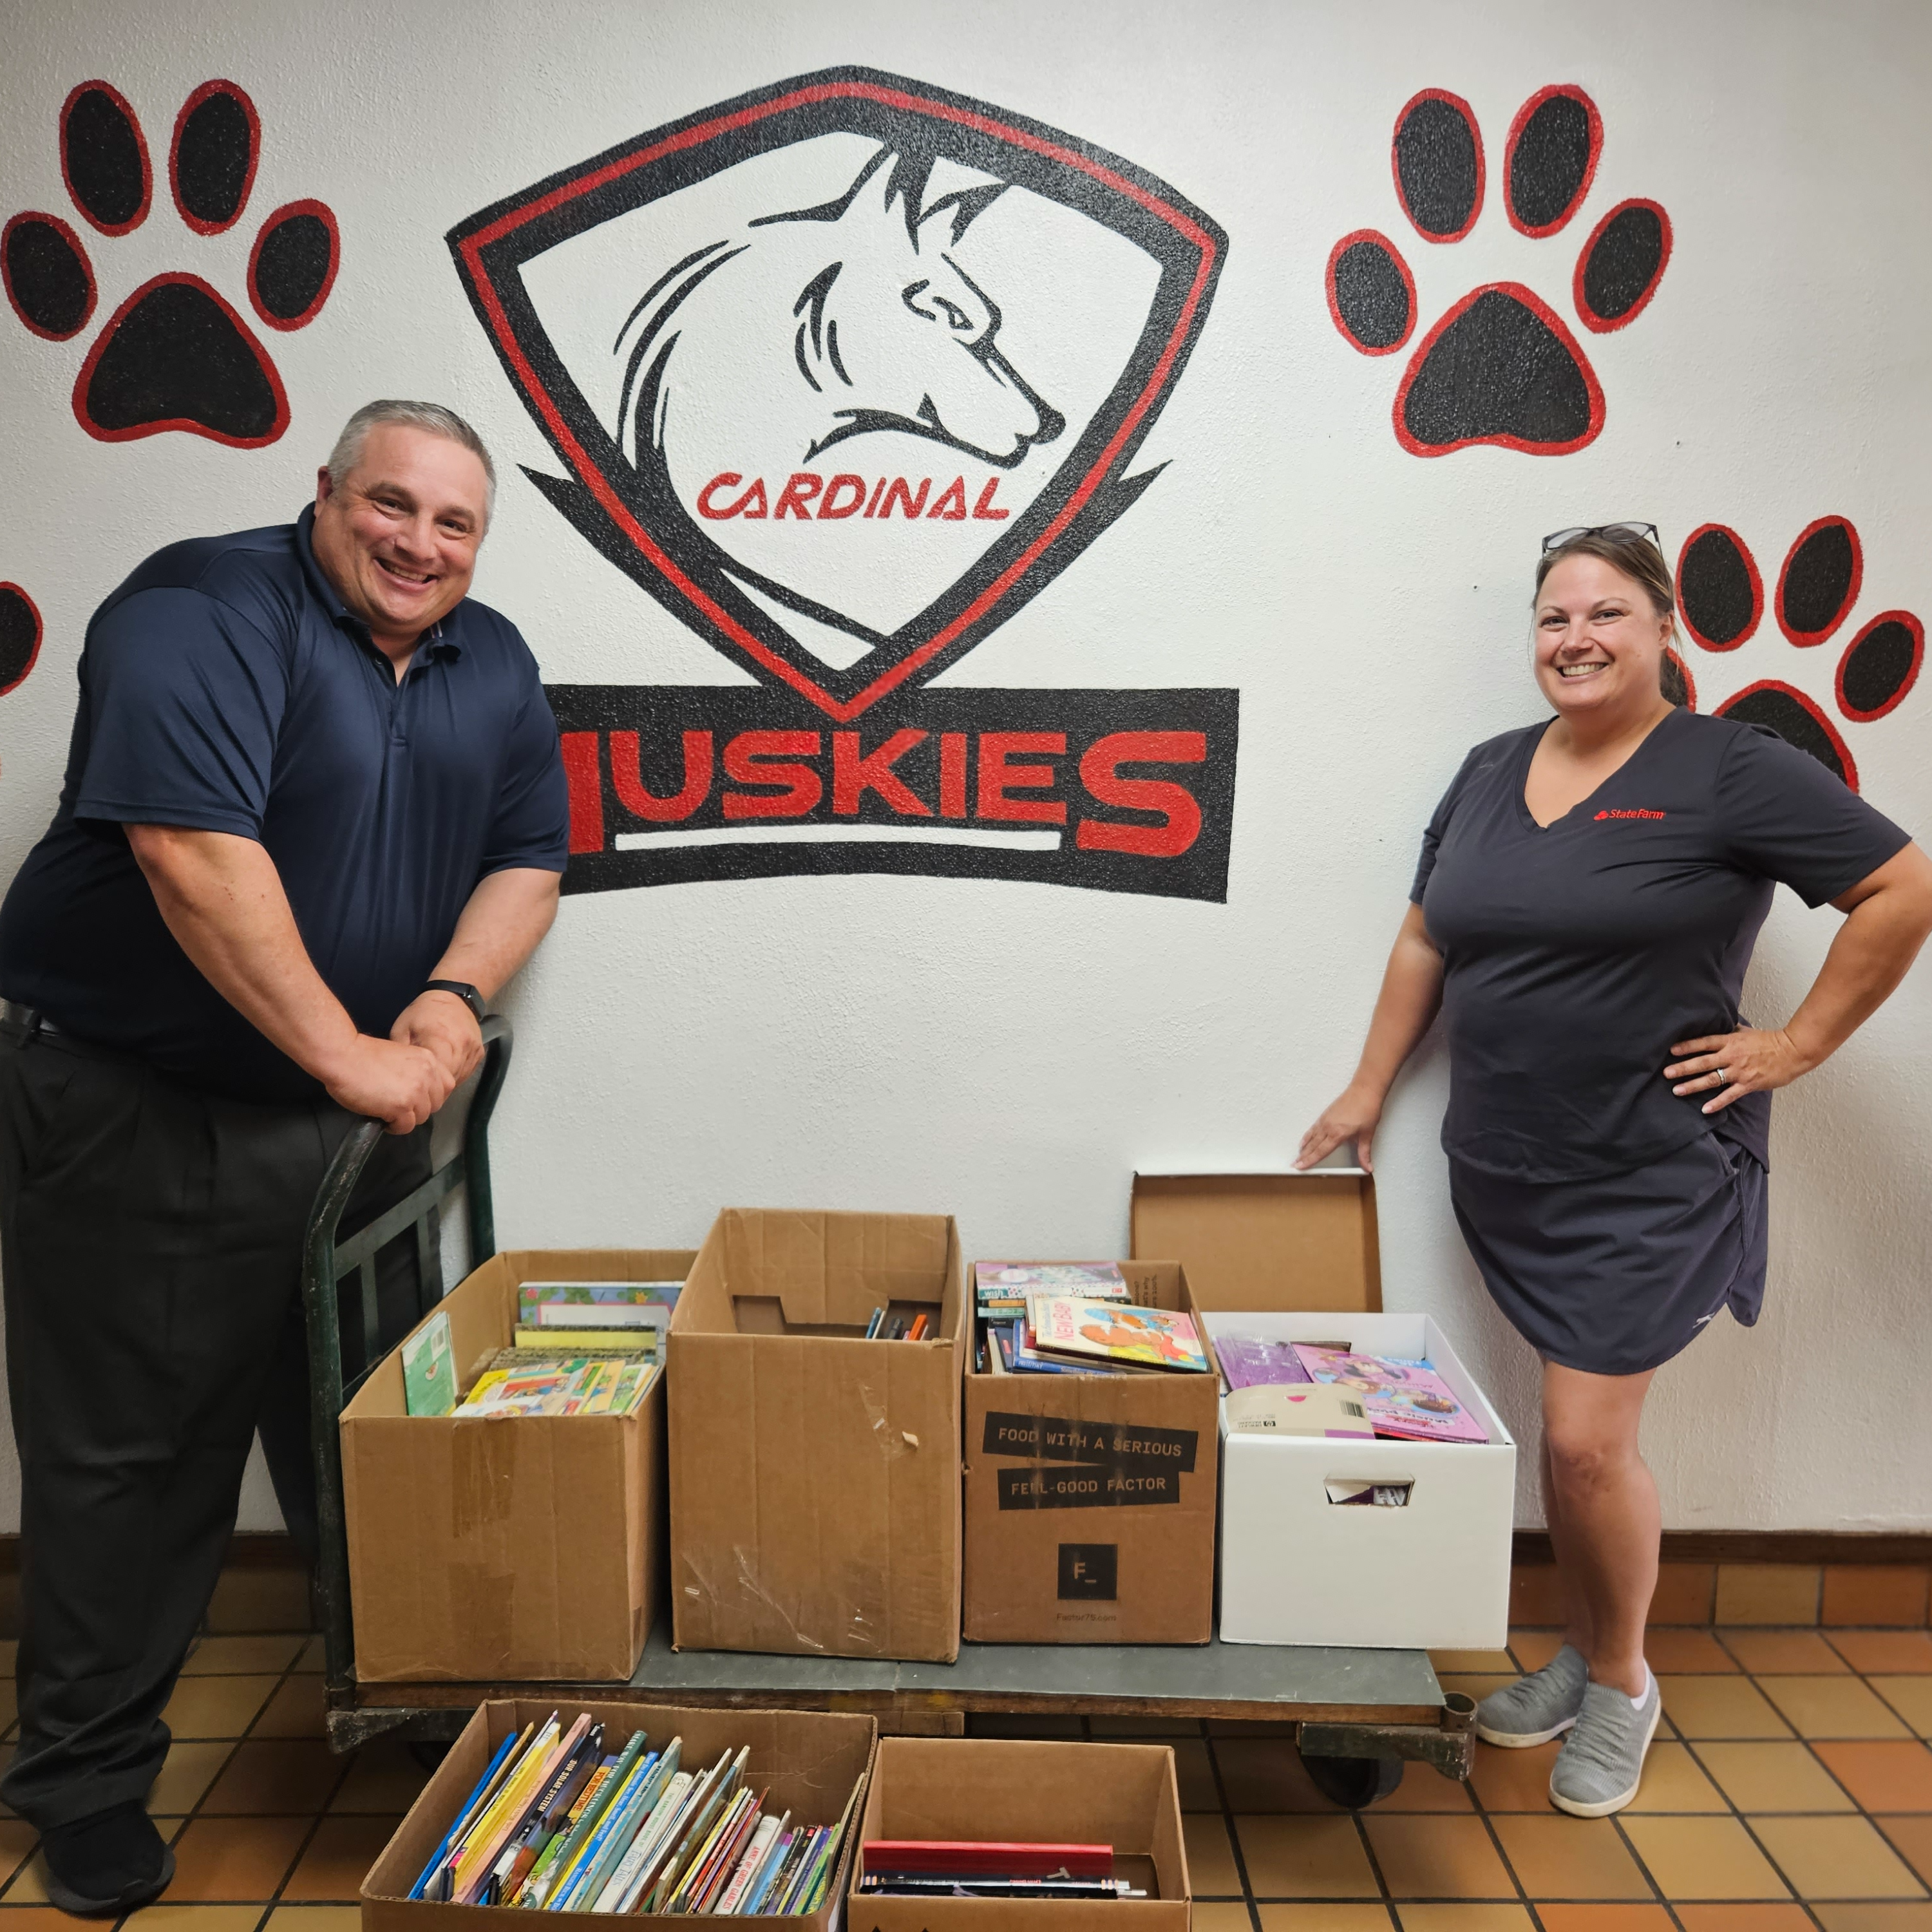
[0, 506, 568, 1103]
[1412, 707, 1910, 1182]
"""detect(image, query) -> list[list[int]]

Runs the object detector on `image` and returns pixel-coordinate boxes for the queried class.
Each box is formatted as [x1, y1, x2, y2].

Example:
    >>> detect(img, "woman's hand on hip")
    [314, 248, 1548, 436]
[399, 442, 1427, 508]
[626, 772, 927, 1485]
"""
[1665, 1027, 1814, 1114]
[1296, 1079, 1387, 1171]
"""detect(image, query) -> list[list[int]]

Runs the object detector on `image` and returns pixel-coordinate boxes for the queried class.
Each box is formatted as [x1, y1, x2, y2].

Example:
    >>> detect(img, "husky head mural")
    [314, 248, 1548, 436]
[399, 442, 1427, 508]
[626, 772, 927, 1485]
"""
[451, 70, 1224, 717]
[615, 143, 1065, 489]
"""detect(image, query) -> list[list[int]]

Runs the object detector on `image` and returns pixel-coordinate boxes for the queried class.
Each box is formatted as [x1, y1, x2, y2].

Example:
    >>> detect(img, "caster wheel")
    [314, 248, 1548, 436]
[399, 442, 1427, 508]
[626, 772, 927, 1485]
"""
[1298, 1749, 1403, 1808]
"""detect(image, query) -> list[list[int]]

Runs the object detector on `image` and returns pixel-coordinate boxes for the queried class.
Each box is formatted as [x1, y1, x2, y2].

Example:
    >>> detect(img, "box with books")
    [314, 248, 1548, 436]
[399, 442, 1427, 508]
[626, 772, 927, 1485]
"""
[341, 1248, 695, 1684]
[668, 1209, 965, 1662]
[360, 1696, 875, 1932]
[1131, 1170, 1517, 1650]
[962, 1260, 1220, 1647]
[848, 1737, 1189, 1931]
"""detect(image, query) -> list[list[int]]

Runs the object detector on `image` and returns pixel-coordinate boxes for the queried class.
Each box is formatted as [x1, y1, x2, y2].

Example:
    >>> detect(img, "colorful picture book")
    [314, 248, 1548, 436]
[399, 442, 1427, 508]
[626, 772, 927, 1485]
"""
[1292, 1345, 1488, 1444]
[457, 1358, 659, 1418]
[408, 1711, 858, 1913]
[401, 1310, 456, 1417]
[987, 1320, 1124, 1376]
[1027, 1297, 1210, 1375]
[516, 1281, 683, 1321]
[974, 1262, 1128, 1316]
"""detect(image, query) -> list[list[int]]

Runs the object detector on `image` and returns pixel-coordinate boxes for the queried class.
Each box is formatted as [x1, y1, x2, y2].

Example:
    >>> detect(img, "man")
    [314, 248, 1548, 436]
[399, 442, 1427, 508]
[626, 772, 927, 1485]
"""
[0, 400, 567, 1913]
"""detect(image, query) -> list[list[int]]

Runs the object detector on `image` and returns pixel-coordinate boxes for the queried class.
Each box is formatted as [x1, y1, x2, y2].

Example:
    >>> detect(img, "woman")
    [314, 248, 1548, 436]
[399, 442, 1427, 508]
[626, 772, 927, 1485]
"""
[1297, 524, 1932, 1818]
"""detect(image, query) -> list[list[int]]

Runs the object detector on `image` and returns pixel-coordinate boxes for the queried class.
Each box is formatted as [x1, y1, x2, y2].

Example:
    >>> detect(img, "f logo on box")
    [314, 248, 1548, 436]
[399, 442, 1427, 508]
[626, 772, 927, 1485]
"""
[1058, 1542, 1118, 1600]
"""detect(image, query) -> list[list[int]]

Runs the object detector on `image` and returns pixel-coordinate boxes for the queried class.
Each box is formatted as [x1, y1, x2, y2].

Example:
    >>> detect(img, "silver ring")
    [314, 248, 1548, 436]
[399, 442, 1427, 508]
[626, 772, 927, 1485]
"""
[1714, 1067, 1729, 1083]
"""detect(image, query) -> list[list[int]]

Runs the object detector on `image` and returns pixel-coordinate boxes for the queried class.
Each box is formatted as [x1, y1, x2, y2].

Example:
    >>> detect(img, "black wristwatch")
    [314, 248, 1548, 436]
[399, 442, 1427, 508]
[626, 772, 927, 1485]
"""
[422, 979, 487, 1024]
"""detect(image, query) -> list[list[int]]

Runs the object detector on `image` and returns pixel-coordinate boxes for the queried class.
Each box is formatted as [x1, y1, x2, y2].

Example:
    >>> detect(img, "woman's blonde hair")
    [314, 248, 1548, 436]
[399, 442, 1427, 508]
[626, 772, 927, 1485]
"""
[1533, 530, 1687, 703]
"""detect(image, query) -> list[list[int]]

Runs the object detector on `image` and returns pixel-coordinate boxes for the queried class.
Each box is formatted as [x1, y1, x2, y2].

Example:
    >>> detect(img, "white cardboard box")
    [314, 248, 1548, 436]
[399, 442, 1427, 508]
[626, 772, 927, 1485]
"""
[1202, 1306, 1515, 1649]
[1130, 1169, 1516, 1652]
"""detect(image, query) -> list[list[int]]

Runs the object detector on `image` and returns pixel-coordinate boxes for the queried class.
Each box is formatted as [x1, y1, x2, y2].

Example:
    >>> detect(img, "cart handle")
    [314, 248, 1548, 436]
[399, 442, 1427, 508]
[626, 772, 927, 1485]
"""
[301, 1014, 513, 1694]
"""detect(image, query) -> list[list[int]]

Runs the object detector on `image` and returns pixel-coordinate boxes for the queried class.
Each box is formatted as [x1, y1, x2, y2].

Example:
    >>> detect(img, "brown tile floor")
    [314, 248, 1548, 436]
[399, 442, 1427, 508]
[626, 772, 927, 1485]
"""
[0, 1624, 1927, 1926]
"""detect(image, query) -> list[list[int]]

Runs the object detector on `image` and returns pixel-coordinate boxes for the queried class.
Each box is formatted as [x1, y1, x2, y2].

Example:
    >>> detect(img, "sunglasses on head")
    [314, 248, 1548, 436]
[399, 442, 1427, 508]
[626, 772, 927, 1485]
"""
[1542, 522, 1661, 552]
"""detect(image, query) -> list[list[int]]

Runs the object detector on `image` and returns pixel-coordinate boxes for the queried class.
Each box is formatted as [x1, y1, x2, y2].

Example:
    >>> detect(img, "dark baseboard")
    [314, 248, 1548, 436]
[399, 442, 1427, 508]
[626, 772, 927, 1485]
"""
[1, 1529, 1926, 1576]
[1513, 1530, 1932, 1567]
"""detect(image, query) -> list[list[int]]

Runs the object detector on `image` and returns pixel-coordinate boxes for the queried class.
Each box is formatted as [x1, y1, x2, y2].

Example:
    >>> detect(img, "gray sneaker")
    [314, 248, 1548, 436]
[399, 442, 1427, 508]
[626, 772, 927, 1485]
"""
[1549, 1674, 1662, 1817]
[1473, 1643, 1588, 1747]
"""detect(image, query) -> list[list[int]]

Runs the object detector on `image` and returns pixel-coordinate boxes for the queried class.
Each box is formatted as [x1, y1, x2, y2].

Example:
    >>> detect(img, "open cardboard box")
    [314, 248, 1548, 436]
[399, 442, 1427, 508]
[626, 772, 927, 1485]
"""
[341, 1248, 693, 1683]
[668, 1209, 965, 1662]
[361, 1697, 876, 1931]
[1132, 1171, 1516, 1650]
[962, 1260, 1220, 1645]
[848, 1736, 1189, 1931]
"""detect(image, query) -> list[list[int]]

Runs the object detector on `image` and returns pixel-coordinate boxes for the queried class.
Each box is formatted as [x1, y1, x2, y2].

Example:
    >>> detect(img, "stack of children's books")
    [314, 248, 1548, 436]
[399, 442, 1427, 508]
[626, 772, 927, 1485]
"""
[1213, 1336, 1488, 1444]
[857, 1839, 1146, 1901]
[401, 1280, 682, 1419]
[410, 1710, 858, 1913]
[975, 1262, 1210, 1379]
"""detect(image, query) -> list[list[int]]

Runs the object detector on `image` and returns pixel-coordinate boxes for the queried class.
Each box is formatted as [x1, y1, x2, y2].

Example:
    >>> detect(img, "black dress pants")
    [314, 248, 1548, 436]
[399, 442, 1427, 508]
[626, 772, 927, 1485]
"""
[0, 1025, 429, 1828]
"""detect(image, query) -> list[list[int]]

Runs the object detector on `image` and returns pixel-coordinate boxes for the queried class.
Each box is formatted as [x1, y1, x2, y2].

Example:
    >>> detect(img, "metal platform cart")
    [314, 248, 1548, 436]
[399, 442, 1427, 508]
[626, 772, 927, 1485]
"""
[301, 1019, 1477, 1808]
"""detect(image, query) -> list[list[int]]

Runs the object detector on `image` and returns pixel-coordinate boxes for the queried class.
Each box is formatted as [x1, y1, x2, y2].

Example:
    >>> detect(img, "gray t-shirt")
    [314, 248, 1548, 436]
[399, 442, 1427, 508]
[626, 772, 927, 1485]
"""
[1412, 707, 1910, 1182]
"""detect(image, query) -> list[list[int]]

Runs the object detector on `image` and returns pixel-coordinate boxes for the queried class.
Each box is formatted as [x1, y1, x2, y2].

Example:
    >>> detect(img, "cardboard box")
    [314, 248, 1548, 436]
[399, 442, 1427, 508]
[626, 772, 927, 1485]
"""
[962, 1260, 1220, 1645]
[361, 1696, 875, 1931]
[1132, 1172, 1517, 1651]
[342, 1248, 694, 1683]
[668, 1209, 965, 1662]
[849, 1736, 1189, 1930]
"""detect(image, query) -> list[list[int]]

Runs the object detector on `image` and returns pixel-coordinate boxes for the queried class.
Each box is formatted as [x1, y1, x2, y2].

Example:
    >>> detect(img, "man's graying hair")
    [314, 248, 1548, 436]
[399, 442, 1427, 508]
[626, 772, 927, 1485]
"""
[326, 401, 497, 520]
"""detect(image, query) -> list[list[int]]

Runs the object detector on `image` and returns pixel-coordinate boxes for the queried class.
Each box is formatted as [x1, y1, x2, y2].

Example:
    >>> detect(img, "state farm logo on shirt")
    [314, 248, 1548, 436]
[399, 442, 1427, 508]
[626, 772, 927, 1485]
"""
[449, 68, 1233, 900]
[1594, 808, 1668, 820]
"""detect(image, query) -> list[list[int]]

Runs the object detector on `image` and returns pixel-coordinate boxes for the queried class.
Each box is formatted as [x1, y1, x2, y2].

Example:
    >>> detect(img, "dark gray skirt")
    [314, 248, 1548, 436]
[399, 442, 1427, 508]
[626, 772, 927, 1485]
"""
[1449, 1130, 1768, 1378]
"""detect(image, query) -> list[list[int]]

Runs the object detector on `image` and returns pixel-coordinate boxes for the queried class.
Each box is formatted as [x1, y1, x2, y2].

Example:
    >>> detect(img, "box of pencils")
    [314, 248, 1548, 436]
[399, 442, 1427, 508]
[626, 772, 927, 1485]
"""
[361, 1698, 876, 1929]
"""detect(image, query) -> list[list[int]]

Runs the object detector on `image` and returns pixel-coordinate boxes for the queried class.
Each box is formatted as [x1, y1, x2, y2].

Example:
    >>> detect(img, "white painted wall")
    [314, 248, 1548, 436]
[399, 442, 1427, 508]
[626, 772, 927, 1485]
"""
[1, 0, 1927, 1535]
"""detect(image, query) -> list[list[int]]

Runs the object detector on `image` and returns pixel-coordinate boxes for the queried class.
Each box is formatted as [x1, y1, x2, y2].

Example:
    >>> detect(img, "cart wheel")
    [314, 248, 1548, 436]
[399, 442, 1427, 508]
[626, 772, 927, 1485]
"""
[1298, 1749, 1403, 1808]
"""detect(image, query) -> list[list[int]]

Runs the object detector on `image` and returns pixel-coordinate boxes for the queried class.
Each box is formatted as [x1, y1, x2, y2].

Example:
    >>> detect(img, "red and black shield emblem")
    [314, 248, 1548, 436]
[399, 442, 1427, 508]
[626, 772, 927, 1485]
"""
[448, 67, 1226, 721]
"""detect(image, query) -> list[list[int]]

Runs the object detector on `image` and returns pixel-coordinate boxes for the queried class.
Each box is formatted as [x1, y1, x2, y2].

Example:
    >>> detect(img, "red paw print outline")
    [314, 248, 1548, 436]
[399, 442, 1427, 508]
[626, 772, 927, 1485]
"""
[1667, 516, 1922, 793]
[1, 80, 339, 448]
[1324, 86, 1670, 456]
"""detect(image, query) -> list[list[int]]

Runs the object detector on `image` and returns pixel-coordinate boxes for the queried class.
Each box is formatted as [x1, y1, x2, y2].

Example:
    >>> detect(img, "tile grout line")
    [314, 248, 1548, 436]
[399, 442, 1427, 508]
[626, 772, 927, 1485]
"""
[1198, 1730, 1265, 1932]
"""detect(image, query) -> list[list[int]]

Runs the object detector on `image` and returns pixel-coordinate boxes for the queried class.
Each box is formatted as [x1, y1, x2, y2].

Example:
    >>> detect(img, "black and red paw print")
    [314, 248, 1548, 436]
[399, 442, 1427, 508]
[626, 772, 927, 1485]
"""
[0, 584, 41, 702]
[1325, 86, 1668, 455]
[1, 80, 339, 448]
[1666, 517, 1920, 793]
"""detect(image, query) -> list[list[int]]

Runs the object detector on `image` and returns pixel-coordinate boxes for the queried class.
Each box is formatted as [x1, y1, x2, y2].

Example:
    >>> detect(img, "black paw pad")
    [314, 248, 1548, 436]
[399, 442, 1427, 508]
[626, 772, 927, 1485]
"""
[1326, 229, 1414, 355]
[249, 200, 340, 330]
[1677, 524, 1763, 650]
[1396, 285, 1601, 455]
[1504, 84, 1600, 236]
[1392, 90, 1482, 242]
[1836, 612, 1923, 723]
[0, 584, 42, 696]
[170, 80, 258, 235]
[77, 276, 287, 448]
[61, 82, 150, 236]
[1575, 199, 1671, 334]
[1718, 681, 1856, 789]
[1777, 516, 1862, 645]
[2, 213, 96, 341]
[1661, 649, 1696, 710]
